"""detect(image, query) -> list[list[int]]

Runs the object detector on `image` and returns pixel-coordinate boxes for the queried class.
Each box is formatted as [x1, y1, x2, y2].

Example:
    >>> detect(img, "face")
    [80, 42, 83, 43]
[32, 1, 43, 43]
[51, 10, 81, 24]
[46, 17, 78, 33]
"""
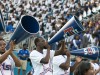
[37, 38, 45, 48]
[23, 45, 27, 49]
[85, 64, 95, 75]
[75, 35, 79, 40]
[0, 40, 6, 52]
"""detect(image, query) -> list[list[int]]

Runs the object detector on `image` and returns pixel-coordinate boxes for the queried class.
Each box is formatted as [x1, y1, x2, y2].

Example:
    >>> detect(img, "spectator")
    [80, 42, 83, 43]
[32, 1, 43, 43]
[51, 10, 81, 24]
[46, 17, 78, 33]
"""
[18, 44, 29, 75]
[89, 33, 99, 46]
[71, 34, 81, 50]
[6, 21, 14, 32]
[80, 31, 89, 48]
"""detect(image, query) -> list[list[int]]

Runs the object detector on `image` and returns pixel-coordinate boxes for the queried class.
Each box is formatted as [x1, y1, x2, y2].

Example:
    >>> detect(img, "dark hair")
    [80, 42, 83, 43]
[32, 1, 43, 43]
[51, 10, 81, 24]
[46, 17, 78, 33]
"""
[34, 37, 41, 46]
[74, 34, 79, 39]
[23, 44, 28, 47]
[57, 42, 62, 50]
[74, 61, 91, 75]
[0, 36, 4, 41]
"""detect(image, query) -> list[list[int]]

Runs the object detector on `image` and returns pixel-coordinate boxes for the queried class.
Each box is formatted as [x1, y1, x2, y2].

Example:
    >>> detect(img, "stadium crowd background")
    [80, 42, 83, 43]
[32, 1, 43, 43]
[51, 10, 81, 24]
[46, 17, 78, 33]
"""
[0, 0, 100, 75]
[0, 0, 100, 50]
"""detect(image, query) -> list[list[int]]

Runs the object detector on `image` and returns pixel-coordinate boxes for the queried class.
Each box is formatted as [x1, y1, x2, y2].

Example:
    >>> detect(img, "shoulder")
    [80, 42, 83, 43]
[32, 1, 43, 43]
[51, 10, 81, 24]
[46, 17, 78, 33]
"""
[53, 55, 67, 65]
[53, 55, 66, 60]
[30, 50, 37, 53]
[26, 50, 29, 52]
[50, 50, 55, 53]
[25, 50, 29, 52]
[30, 50, 40, 56]
[43, 49, 55, 55]
[53, 55, 63, 62]
[43, 49, 55, 53]
[19, 49, 23, 52]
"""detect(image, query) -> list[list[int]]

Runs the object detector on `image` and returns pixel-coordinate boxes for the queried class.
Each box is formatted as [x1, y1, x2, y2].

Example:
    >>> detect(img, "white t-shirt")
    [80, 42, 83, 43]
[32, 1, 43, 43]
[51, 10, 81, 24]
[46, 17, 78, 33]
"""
[91, 63, 100, 75]
[53, 55, 70, 75]
[30, 49, 55, 75]
[89, 35, 97, 46]
[0, 55, 15, 75]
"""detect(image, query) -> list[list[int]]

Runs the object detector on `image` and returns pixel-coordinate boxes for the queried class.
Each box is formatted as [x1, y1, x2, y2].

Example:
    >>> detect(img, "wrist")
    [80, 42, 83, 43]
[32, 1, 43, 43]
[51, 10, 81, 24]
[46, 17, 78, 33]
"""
[47, 46, 50, 49]
[47, 48, 50, 51]
[10, 52, 13, 55]
[7, 50, 12, 54]
[67, 55, 70, 57]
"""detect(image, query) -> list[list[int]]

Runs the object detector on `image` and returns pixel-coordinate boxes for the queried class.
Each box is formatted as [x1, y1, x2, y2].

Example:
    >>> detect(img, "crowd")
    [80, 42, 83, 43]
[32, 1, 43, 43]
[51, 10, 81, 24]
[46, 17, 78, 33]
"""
[0, 0, 100, 75]
[0, 0, 100, 49]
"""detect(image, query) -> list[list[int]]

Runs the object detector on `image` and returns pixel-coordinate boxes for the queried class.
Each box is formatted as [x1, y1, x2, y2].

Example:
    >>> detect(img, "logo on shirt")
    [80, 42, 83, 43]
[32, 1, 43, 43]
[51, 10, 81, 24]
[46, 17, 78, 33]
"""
[39, 64, 52, 75]
[2, 63, 11, 70]
[40, 67, 52, 75]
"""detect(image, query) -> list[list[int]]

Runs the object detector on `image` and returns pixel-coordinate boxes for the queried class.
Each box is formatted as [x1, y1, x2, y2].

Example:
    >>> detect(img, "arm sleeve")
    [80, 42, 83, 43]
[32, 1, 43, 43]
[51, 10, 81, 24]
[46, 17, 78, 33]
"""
[53, 56, 65, 67]
[73, 40, 78, 48]
[30, 51, 43, 64]
[18, 50, 21, 55]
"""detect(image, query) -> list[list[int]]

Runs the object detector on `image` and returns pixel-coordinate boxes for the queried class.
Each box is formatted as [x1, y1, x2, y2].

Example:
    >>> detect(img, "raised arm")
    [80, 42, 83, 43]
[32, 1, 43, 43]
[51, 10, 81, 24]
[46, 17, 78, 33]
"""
[40, 42, 50, 64]
[9, 41, 21, 67]
[0, 41, 14, 63]
[54, 41, 66, 56]
[0, 50, 11, 63]
[59, 50, 70, 70]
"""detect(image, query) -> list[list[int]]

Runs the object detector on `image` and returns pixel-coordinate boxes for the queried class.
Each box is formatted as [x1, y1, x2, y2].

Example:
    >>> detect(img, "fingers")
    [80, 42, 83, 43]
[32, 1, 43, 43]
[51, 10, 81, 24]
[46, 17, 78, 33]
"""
[66, 50, 70, 57]
[44, 42, 50, 49]
[9, 40, 16, 50]
[10, 40, 16, 45]
[61, 40, 65, 45]
[76, 56, 82, 63]
[60, 40, 66, 48]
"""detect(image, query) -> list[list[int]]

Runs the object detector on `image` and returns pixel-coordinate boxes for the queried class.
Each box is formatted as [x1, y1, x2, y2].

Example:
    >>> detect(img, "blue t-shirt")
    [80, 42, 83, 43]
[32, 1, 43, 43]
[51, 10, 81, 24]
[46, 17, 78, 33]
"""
[6, 24, 14, 32]
[18, 49, 29, 60]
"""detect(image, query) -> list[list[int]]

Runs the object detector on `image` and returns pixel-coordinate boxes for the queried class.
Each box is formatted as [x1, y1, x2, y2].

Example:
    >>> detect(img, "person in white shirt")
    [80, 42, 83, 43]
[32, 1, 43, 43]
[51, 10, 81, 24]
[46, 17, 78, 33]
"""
[53, 42, 82, 75]
[91, 59, 100, 75]
[89, 33, 99, 46]
[30, 37, 66, 75]
[53, 42, 70, 75]
[0, 37, 21, 75]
